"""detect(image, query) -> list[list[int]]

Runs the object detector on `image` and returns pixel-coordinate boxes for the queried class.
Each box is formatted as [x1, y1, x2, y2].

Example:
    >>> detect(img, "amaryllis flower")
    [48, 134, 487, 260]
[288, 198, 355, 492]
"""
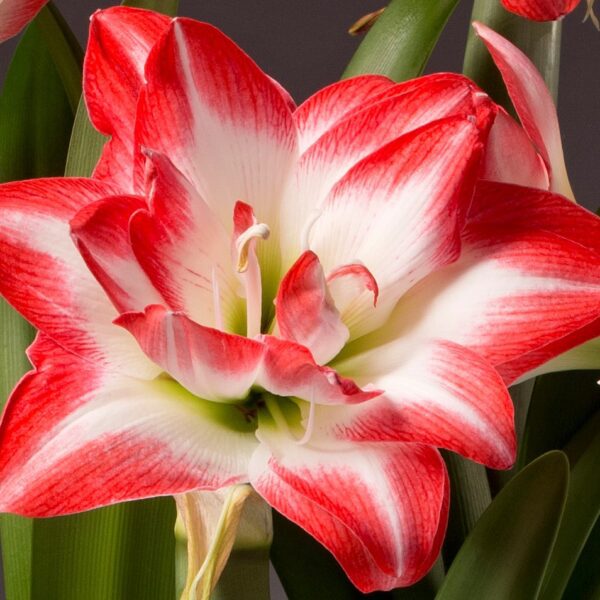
[1, 7, 599, 592]
[501, 0, 597, 25]
[0, 0, 48, 42]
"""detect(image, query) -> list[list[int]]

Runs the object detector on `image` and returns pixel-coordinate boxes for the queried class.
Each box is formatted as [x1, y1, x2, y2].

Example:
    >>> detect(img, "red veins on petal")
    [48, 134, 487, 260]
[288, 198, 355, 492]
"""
[501, 0, 580, 20]
[258, 336, 381, 405]
[0, 0, 48, 42]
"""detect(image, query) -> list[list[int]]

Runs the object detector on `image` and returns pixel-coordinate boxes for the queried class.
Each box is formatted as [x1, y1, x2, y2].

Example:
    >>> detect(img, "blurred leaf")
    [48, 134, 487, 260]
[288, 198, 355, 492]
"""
[436, 452, 569, 600]
[122, 0, 179, 16]
[463, 0, 561, 108]
[441, 452, 492, 567]
[518, 371, 600, 469]
[538, 412, 600, 600]
[0, 7, 77, 598]
[342, 0, 460, 82]
[271, 511, 361, 600]
[563, 517, 600, 599]
[34, 2, 83, 112]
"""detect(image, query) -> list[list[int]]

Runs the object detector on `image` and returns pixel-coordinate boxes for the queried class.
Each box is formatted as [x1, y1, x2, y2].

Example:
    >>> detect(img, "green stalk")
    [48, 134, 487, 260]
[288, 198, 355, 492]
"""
[211, 549, 271, 600]
[464, 0, 561, 107]
[343, 0, 461, 81]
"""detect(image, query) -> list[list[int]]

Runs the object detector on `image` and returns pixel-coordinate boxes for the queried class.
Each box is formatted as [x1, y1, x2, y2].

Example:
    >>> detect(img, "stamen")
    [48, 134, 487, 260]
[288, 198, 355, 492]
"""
[296, 397, 316, 446]
[236, 223, 270, 273]
[211, 267, 224, 331]
[300, 209, 322, 252]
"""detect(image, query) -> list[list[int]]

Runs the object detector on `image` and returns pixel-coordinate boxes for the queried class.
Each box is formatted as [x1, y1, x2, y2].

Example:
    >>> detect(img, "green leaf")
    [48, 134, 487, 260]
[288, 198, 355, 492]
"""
[436, 452, 569, 600]
[342, 0, 460, 82]
[271, 511, 362, 600]
[441, 452, 492, 566]
[538, 412, 600, 600]
[30, 500, 177, 600]
[463, 0, 561, 108]
[33, 1, 83, 113]
[122, 0, 179, 16]
[518, 371, 600, 469]
[563, 517, 600, 600]
[0, 6, 77, 598]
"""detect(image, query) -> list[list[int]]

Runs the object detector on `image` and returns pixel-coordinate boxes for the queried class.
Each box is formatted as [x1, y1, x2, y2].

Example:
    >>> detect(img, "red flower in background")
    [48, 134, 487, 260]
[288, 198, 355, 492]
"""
[0, 7, 598, 592]
[501, 0, 598, 25]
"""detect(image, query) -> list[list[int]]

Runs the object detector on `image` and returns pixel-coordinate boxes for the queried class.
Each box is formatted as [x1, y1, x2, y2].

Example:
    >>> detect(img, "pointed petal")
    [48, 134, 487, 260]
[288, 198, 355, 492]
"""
[0, 178, 157, 377]
[0, 0, 47, 42]
[282, 76, 478, 263]
[330, 340, 515, 469]
[116, 305, 265, 402]
[307, 117, 483, 338]
[85, 7, 171, 192]
[482, 108, 549, 189]
[0, 335, 257, 517]
[129, 152, 242, 331]
[258, 336, 380, 405]
[361, 181, 600, 385]
[473, 22, 573, 198]
[137, 17, 298, 231]
[70, 195, 164, 313]
[276, 252, 349, 365]
[294, 75, 394, 152]
[501, 0, 580, 20]
[250, 435, 449, 592]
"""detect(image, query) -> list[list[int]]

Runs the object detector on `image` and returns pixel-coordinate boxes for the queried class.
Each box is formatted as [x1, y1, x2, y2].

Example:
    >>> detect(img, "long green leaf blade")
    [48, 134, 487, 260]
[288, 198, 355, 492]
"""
[436, 452, 569, 600]
[538, 412, 600, 599]
[463, 0, 561, 108]
[0, 6, 78, 598]
[342, 0, 460, 81]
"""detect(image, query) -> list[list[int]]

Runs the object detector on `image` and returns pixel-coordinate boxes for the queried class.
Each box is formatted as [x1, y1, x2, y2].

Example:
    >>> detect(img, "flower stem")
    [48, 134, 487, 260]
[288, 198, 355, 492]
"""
[211, 548, 271, 600]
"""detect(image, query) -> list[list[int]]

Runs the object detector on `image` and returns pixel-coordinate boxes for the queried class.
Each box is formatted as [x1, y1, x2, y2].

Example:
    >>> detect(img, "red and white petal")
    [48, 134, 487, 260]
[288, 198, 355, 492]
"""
[281, 76, 477, 263]
[70, 195, 164, 313]
[276, 252, 349, 365]
[129, 152, 242, 331]
[0, 178, 157, 377]
[116, 305, 265, 402]
[0, 334, 257, 517]
[482, 108, 549, 189]
[136, 18, 298, 234]
[501, 0, 580, 20]
[330, 340, 515, 469]
[294, 75, 394, 152]
[250, 435, 448, 592]
[0, 0, 47, 42]
[474, 22, 573, 198]
[362, 181, 600, 385]
[307, 117, 483, 338]
[85, 7, 171, 192]
[258, 336, 380, 405]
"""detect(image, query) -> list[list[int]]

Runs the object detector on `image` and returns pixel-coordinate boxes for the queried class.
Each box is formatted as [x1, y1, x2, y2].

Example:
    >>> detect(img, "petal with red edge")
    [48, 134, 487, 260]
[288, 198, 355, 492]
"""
[116, 305, 265, 402]
[129, 152, 243, 332]
[473, 22, 573, 198]
[330, 339, 516, 469]
[294, 75, 394, 152]
[258, 336, 380, 405]
[482, 108, 549, 189]
[70, 195, 164, 313]
[307, 117, 483, 338]
[276, 251, 348, 365]
[281, 76, 477, 263]
[501, 0, 580, 20]
[354, 181, 600, 385]
[0, 178, 157, 377]
[85, 7, 171, 192]
[0, 0, 47, 42]
[137, 18, 298, 233]
[0, 334, 257, 517]
[250, 435, 448, 592]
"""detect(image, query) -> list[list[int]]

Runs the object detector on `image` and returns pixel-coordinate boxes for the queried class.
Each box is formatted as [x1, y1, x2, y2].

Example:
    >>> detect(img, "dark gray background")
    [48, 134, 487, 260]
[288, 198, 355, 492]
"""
[0, 0, 598, 209]
[0, 1, 598, 599]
